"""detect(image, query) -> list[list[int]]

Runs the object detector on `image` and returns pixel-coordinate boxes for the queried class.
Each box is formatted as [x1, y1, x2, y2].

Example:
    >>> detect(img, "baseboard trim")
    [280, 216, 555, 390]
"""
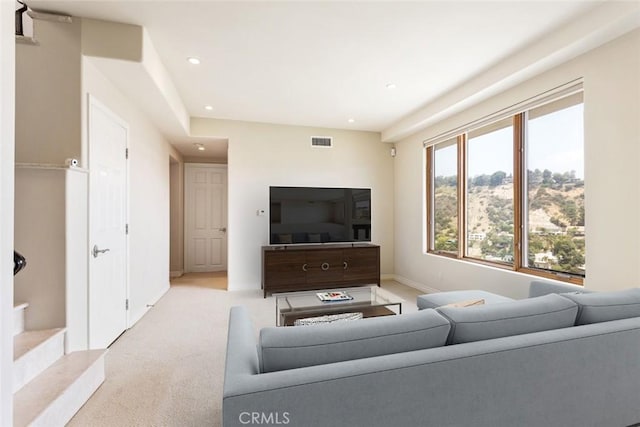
[170, 270, 183, 278]
[392, 275, 441, 294]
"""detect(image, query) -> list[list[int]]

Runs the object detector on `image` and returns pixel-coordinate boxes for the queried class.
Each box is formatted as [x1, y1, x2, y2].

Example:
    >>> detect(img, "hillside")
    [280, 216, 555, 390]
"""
[434, 170, 585, 274]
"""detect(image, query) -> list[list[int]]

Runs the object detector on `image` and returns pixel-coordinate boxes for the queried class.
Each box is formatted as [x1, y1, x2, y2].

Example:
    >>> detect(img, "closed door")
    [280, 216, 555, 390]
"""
[88, 95, 128, 349]
[184, 164, 228, 272]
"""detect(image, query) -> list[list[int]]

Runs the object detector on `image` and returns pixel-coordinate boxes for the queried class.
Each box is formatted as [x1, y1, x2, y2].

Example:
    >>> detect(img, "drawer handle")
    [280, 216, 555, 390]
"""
[321, 262, 330, 271]
[302, 263, 308, 272]
[343, 261, 348, 270]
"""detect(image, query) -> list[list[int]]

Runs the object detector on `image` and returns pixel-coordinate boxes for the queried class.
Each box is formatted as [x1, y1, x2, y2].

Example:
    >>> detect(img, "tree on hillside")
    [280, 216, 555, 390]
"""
[435, 234, 457, 252]
[561, 200, 578, 226]
[435, 175, 457, 187]
[553, 236, 585, 273]
[552, 173, 563, 186]
[528, 169, 543, 185]
[577, 205, 585, 226]
[471, 174, 489, 187]
[489, 171, 506, 187]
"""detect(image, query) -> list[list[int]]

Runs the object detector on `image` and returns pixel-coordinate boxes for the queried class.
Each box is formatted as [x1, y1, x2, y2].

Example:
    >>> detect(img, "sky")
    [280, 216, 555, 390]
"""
[434, 103, 584, 179]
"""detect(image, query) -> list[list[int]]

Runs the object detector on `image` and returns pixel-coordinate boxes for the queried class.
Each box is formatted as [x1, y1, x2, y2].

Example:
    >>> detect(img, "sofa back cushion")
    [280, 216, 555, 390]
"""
[437, 293, 578, 345]
[529, 280, 594, 298]
[258, 309, 451, 373]
[561, 288, 640, 325]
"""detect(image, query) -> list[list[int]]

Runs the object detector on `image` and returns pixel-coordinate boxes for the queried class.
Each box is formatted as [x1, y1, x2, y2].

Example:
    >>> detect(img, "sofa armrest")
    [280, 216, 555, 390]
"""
[529, 280, 592, 298]
[223, 306, 260, 395]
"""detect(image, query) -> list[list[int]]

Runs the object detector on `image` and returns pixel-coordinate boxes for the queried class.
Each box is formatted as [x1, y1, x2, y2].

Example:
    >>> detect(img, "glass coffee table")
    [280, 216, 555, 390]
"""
[275, 286, 403, 326]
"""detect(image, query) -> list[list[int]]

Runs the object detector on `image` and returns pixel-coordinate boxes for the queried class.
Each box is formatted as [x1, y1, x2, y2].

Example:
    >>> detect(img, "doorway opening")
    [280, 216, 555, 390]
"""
[169, 155, 183, 279]
[169, 139, 229, 289]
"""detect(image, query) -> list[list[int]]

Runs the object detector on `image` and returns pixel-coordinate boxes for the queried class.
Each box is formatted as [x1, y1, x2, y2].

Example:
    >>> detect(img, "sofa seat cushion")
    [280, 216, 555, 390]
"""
[417, 290, 514, 310]
[436, 293, 578, 345]
[258, 309, 451, 373]
[561, 288, 640, 325]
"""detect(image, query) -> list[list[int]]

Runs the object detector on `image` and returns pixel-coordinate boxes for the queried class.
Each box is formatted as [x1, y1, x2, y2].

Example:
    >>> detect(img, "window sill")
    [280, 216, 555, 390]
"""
[427, 251, 584, 286]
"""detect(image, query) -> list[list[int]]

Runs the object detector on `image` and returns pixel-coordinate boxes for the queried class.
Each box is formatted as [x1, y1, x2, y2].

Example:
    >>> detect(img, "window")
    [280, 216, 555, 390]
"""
[466, 118, 514, 264]
[426, 90, 585, 284]
[524, 94, 584, 276]
[431, 138, 459, 255]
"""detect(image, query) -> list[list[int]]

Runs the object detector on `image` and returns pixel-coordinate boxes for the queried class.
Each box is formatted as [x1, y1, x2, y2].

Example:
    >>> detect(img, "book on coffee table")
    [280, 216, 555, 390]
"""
[316, 291, 353, 302]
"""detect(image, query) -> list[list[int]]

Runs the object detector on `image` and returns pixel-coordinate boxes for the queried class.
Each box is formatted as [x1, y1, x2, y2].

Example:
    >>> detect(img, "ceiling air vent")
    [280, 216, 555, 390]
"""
[311, 136, 333, 148]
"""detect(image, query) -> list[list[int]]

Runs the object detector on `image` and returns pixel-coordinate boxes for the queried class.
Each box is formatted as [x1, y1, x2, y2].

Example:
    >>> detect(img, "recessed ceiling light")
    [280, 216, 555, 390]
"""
[386, 83, 397, 90]
[187, 57, 201, 65]
[348, 118, 355, 123]
[194, 143, 205, 151]
[204, 105, 213, 111]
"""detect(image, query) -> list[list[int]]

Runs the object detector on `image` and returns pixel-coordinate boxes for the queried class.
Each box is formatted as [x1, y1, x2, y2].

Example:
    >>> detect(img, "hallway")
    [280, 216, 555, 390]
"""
[170, 272, 228, 290]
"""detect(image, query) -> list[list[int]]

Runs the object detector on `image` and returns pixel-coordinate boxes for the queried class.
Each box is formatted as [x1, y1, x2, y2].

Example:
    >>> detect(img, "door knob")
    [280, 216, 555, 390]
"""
[92, 245, 110, 258]
[219, 227, 227, 233]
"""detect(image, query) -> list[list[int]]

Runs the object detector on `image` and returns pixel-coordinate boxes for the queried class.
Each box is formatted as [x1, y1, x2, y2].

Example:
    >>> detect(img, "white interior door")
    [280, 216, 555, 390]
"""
[184, 164, 228, 272]
[88, 95, 128, 349]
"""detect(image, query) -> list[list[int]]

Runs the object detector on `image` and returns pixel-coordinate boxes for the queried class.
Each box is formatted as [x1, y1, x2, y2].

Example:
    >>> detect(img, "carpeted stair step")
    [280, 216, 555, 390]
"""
[13, 328, 65, 393]
[13, 350, 107, 427]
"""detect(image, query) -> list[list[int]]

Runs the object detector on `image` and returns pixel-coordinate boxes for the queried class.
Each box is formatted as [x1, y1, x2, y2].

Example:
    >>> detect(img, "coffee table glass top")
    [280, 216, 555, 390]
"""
[275, 286, 403, 326]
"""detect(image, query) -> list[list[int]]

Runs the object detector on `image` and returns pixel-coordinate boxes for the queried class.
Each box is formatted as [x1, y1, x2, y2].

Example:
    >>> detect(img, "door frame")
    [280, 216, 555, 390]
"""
[87, 94, 131, 343]
[183, 163, 228, 273]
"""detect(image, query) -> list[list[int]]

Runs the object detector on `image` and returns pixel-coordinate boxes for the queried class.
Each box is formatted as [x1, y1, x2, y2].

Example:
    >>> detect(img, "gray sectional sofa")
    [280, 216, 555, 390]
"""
[223, 282, 640, 426]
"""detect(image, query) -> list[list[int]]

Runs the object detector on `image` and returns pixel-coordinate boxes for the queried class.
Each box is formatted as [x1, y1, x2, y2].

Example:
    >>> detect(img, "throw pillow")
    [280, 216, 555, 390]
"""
[437, 293, 578, 345]
[258, 308, 451, 373]
[560, 288, 640, 325]
[440, 298, 485, 308]
[294, 312, 363, 326]
[417, 290, 514, 310]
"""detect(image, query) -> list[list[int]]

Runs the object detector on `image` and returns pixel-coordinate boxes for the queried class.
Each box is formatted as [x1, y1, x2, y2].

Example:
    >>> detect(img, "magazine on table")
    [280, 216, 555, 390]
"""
[316, 291, 354, 302]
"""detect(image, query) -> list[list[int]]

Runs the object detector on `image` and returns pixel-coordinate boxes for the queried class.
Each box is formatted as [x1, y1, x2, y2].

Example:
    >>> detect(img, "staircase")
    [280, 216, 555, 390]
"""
[12, 303, 106, 427]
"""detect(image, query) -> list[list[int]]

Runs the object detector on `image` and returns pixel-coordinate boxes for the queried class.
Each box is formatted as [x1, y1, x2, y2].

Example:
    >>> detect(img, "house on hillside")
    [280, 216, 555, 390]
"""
[534, 251, 559, 270]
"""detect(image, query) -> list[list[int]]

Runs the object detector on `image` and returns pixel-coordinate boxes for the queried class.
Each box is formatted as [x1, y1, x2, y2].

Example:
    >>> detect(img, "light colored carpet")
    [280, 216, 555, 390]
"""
[68, 281, 421, 426]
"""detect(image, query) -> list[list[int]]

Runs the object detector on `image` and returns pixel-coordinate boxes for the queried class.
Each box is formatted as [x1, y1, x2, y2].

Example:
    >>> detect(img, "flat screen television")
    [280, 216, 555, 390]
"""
[269, 186, 371, 245]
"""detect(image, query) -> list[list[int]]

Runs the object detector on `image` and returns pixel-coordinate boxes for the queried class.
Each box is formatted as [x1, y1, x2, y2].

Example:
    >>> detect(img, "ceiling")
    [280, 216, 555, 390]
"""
[27, 1, 605, 144]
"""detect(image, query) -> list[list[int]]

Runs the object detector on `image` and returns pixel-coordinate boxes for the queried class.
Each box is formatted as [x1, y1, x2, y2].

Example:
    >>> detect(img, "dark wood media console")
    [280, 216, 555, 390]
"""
[261, 243, 380, 298]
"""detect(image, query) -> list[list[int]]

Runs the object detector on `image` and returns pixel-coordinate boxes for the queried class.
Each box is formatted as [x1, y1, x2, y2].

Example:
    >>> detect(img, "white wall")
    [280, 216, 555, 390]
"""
[65, 169, 89, 351]
[191, 118, 393, 291]
[15, 19, 82, 165]
[82, 57, 173, 326]
[0, 2, 15, 423]
[14, 169, 67, 330]
[394, 29, 640, 298]
[13, 167, 89, 352]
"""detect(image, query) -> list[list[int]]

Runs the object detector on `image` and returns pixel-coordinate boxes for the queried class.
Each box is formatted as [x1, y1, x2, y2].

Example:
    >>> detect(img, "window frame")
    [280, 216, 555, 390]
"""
[463, 117, 515, 267]
[426, 136, 463, 259]
[425, 96, 584, 286]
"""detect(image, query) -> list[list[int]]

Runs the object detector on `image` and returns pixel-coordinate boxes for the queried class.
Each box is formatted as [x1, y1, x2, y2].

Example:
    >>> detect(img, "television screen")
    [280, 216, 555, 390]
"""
[269, 186, 371, 245]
